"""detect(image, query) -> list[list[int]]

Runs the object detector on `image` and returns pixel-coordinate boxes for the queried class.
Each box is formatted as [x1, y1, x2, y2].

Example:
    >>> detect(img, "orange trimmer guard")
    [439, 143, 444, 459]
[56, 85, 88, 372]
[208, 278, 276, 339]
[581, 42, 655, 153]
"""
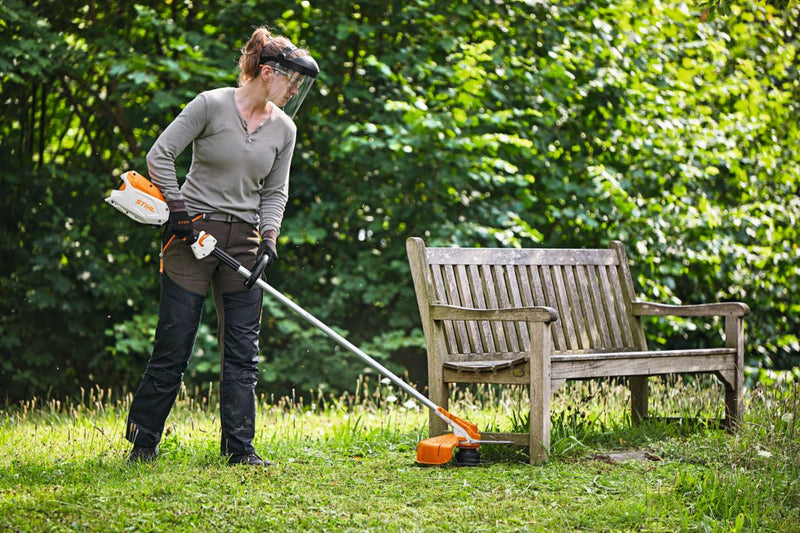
[416, 433, 461, 465]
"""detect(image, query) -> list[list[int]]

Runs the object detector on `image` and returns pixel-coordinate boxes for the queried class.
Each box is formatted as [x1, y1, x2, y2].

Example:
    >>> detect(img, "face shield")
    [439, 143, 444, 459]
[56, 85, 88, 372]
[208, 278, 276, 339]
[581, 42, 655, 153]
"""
[260, 46, 319, 119]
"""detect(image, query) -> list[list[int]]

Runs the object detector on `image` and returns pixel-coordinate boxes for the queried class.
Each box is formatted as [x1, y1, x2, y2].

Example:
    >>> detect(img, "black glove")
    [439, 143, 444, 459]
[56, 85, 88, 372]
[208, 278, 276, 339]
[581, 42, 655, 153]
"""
[167, 200, 194, 242]
[245, 233, 278, 289]
[259, 237, 279, 265]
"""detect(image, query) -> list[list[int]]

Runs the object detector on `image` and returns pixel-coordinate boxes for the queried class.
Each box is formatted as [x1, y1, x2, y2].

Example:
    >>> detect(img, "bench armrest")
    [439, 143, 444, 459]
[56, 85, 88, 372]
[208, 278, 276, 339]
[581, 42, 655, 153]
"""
[632, 301, 750, 318]
[430, 304, 559, 323]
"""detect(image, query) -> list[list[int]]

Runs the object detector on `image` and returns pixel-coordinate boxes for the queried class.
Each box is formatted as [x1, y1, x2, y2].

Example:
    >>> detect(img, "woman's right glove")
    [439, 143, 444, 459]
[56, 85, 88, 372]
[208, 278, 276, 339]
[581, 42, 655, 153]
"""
[245, 231, 278, 289]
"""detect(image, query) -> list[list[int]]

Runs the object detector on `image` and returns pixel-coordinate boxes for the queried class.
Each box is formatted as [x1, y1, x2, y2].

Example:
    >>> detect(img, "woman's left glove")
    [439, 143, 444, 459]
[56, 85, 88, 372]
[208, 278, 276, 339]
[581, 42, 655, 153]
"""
[245, 231, 278, 289]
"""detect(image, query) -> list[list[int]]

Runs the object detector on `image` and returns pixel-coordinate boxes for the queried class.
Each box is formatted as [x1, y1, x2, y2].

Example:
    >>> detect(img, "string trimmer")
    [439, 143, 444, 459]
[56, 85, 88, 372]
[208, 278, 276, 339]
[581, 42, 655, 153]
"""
[107, 170, 508, 465]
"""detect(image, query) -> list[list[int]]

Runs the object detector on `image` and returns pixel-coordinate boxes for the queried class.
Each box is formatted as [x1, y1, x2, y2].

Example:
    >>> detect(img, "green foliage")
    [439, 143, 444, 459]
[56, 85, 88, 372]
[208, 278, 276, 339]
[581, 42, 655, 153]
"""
[1, 0, 798, 400]
[699, 0, 799, 19]
[580, 2, 800, 367]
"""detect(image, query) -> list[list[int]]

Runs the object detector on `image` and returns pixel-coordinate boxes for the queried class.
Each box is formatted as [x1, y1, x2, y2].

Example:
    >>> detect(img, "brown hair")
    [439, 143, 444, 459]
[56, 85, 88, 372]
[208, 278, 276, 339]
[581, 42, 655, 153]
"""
[237, 27, 308, 87]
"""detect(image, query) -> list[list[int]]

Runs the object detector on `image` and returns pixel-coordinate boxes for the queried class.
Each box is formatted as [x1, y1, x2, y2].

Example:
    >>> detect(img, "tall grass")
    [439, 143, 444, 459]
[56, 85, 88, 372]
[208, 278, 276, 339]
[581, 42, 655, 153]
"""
[1, 372, 798, 531]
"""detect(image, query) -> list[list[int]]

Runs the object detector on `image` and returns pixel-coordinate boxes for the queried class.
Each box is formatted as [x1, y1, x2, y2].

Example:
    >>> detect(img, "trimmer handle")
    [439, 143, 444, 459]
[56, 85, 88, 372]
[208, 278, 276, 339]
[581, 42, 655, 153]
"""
[244, 254, 269, 289]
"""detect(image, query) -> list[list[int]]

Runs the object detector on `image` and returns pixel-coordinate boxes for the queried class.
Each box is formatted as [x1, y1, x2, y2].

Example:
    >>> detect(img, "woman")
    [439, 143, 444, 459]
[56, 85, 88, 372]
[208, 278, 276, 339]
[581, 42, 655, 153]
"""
[125, 27, 319, 466]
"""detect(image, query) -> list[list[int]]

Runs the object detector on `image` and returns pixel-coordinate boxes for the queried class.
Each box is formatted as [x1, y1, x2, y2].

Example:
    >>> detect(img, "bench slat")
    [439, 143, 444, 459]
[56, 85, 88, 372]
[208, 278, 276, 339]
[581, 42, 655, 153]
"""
[585, 265, 613, 348]
[575, 264, 601, 349]
[456, 263, 482, 352]
[469, 264, 495, 353]
[598, 265, 625, 348]
[563, 265, 592, 350]
[513, 265, 533, 350]
[433, 264, 460, 354]
[444, 357, 527, 372]
[494, 264, 521, 352]
[482, 265, 509, 353]
[443, 348, 736, 373]
[552, 353, 736, 380]
[447, 264, 472, 352]
[608, 264, 636, 347]
[553, 265, 579, 351]
[505, 265, 527, 352]
[540, 265, 567, 351]
[552, 348, 737, 361]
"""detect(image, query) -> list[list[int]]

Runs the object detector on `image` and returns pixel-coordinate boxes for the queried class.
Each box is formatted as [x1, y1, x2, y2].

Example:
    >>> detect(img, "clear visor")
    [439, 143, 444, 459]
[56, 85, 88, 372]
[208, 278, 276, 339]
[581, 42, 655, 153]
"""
[274, 67, 316, 120]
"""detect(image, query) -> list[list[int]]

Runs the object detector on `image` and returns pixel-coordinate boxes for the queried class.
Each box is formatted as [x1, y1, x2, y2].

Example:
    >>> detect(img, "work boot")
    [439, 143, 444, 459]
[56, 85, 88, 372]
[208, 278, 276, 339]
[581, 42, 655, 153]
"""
[127, 445, 158, 464]
[227, 453, 272, 467]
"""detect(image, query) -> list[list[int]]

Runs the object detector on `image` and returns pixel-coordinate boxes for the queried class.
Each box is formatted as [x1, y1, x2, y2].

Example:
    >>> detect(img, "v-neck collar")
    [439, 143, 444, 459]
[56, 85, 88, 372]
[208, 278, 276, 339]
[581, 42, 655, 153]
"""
[231, 88, 274, 135]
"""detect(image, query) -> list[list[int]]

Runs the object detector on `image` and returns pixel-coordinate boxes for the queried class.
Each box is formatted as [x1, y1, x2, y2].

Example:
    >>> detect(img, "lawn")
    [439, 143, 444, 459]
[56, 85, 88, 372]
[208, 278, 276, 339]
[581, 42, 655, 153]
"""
[1, 373, 798, 531]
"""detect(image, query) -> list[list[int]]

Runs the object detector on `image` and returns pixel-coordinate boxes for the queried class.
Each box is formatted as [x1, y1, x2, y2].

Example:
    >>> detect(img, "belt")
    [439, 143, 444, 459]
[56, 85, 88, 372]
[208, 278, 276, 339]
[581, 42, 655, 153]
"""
[203, 212, 242, 223]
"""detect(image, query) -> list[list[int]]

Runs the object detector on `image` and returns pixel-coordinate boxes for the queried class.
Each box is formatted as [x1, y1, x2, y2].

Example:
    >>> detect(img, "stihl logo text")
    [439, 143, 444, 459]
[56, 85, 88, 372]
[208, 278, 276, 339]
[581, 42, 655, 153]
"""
[136, 199, 156, 212]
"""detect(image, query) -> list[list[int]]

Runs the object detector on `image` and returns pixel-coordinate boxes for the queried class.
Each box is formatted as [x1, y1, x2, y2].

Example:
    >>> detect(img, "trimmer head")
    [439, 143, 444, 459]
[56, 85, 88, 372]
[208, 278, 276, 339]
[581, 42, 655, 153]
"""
[454, 447, 482, 466]
[416, 409, 483, 466]
[416, 434, 482, 466]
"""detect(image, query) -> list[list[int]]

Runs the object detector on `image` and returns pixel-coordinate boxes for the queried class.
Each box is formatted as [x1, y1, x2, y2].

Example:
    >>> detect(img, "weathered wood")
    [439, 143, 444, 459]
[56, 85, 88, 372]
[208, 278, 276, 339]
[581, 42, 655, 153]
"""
[444, 357, 528, 372]
[551, 353, 735, 380]
[633, 301, 750, 317]
[609, 242, 650, 420]
[551, 348, 737, 361]
[430, 304, 558, 323]
[553, 266, 579, 351]
[565, 265, 591, 350]
[529, 320, 551, 464]
[482, 264, 508, 353]
[430, 264, 458, 359]
[406, 237, 449, 437]
[724, 314, 746, 428]
[443, 368, 529, 385]
[540, 265, 567, 351]
[405, 237, 749, 465]
[425, 247, 619, 266]
[586, 265, 613, 348]
[482, 432, 530, 446]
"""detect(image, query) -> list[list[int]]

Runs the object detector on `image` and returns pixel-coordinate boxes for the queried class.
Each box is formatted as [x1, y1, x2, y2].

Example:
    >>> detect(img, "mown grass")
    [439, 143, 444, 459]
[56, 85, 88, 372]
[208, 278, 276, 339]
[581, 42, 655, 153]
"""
[1, 373, 798, 532]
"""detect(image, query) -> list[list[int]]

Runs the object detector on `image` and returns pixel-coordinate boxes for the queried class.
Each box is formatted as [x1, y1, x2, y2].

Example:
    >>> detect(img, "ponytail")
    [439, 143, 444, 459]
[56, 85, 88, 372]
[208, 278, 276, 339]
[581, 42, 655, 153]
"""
[237, 26, 297, 86]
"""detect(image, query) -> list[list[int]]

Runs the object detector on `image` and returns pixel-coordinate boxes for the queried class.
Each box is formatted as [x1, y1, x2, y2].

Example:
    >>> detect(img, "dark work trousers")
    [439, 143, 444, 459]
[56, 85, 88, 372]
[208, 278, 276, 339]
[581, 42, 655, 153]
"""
[125, 218, 263, 457]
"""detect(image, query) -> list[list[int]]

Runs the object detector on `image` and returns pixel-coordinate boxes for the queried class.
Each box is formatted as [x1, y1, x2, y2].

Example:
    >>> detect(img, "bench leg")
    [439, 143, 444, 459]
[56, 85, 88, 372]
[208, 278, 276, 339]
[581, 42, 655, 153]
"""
[724, 383, 741, 430]
[630, 376, 648, 424]
[723, 315, 745, 429]
[428, 379, 449, 437]
[529, 322, 551, 465]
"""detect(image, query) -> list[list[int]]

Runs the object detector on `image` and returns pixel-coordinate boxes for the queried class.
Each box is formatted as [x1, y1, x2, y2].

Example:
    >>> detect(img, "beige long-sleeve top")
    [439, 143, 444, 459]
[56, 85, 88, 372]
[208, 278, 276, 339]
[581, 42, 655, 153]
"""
[146, 87, 296, 235]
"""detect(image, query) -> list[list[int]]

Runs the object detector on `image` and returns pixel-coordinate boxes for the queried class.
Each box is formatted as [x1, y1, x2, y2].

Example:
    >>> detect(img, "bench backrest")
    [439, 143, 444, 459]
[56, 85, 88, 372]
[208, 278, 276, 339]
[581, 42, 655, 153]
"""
[407, 238, 649, 359]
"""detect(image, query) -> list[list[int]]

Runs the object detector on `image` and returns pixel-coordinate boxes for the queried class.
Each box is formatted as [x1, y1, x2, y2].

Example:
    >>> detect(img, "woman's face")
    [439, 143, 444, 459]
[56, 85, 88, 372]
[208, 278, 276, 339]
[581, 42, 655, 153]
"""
[266, 67, 299, 106]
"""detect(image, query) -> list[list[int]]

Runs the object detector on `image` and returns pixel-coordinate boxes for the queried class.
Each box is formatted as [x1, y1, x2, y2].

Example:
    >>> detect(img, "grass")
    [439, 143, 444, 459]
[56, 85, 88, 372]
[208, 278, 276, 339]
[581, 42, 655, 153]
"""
[1, 373, 798, 532]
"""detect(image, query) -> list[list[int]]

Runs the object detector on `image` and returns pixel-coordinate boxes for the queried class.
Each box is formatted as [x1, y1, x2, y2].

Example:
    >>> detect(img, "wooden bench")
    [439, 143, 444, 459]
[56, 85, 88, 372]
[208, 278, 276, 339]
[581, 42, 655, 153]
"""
[406, 237, 749, 464]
